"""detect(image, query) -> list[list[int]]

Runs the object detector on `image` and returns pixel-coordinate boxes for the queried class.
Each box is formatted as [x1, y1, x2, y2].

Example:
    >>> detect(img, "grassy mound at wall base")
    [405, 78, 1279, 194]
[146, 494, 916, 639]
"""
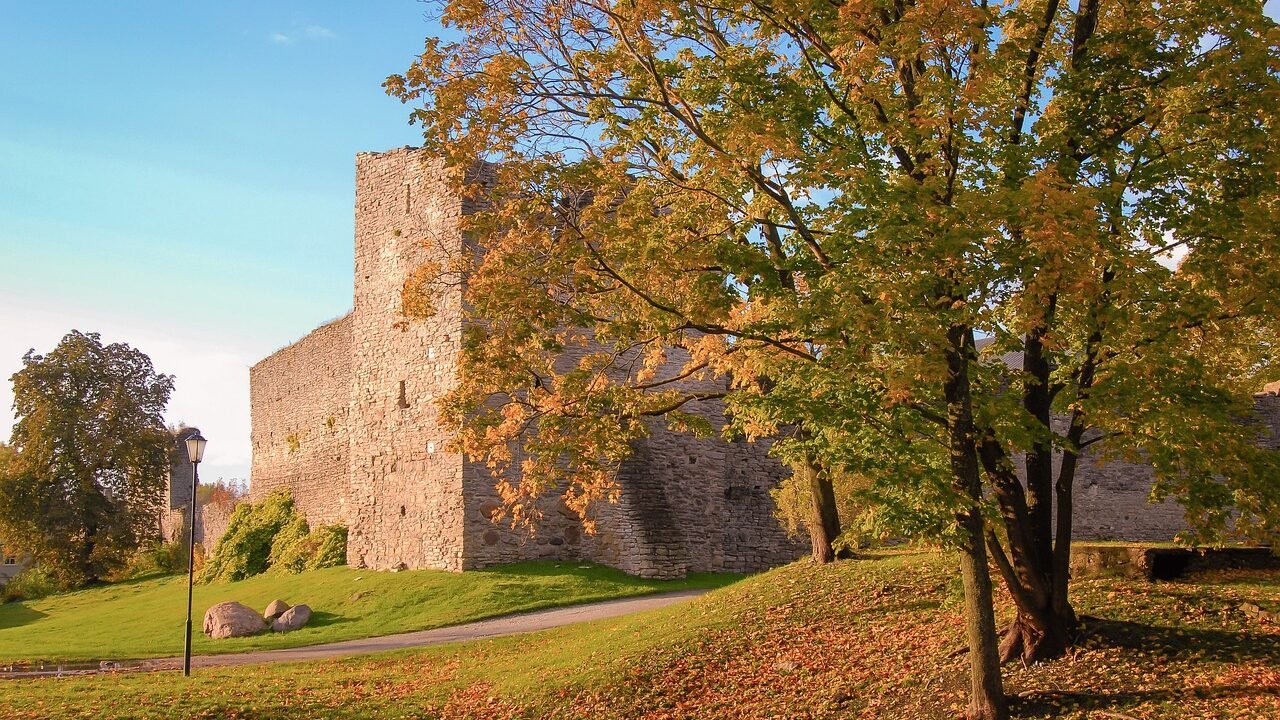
[2, 551, 1277, 719]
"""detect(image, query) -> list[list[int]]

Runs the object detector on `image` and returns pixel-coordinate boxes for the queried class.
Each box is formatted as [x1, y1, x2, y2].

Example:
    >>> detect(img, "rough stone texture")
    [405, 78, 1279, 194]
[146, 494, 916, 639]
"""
[264, 599, 290, 620]
[249, 147, 803, 578]
[249, 316, 353, 527]
[203, 602, 267, 639]
[344, 149, 468, 572]
[1063, 394, 1280, 542]
[271, 604, 312, 633]
[1070, 544, 1280, 581]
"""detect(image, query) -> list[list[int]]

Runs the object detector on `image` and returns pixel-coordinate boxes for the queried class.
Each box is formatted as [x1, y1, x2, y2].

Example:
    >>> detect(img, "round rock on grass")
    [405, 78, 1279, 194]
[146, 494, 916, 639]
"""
[203, 602, 267, 639]
[263, 599, 291, 620]
[271, 604, 312, 633]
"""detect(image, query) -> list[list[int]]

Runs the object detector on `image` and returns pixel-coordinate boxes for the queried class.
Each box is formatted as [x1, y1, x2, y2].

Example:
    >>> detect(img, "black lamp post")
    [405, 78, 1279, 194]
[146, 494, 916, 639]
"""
[182, 431, 207, 677]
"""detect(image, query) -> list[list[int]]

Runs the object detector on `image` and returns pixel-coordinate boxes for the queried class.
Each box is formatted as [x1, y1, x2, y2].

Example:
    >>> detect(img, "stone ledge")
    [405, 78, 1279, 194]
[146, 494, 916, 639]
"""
[1070, 544, 1278, 581]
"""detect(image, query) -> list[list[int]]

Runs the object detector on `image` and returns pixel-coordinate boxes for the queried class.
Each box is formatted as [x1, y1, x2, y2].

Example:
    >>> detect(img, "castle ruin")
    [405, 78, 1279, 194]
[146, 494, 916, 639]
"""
[248, 147, 1280, 578]
[249, 148, 803, 577]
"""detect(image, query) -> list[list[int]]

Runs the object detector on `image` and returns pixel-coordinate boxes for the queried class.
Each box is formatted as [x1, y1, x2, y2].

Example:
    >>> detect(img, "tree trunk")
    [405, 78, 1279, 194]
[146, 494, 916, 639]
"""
[945, 324, 1008, 720]
[794, 458, 840, 564]
[81, 520, 99, 585]
[959, 513, 1007, 720]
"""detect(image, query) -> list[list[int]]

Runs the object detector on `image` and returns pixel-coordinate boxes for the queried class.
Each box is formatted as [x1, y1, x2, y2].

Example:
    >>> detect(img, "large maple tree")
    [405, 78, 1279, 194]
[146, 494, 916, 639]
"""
[389, 0, 1280, 716]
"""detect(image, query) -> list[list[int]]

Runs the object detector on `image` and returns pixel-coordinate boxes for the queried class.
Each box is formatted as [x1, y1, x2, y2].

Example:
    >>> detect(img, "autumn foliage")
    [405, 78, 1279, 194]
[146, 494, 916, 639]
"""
[387, 0, 1280, 716]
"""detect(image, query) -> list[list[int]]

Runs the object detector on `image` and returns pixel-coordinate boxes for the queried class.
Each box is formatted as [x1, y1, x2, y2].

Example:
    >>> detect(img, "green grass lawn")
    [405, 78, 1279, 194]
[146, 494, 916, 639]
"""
[1, 551, 1276, 719]
[0, 561, 736, 662]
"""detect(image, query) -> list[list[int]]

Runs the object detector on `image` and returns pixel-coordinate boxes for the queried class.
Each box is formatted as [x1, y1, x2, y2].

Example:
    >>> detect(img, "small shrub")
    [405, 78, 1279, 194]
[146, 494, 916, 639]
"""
[201, 490, 347, 582]
[200, 490, 297, 583]
[267, 514, 313, 574]
[117, 541, 190, 579]
[2, 566, 60, 603]
[270, 520, 348, 574]
[309, 525, 348, 569]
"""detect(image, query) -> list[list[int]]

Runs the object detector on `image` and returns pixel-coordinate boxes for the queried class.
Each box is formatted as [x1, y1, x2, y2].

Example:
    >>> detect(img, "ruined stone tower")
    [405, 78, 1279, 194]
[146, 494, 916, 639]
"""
[250, 148, 804, 577]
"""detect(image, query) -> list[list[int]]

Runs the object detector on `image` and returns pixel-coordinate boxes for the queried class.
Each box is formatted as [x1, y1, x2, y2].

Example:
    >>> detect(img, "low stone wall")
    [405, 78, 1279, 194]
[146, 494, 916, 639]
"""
[1071, 543, 1279, 581]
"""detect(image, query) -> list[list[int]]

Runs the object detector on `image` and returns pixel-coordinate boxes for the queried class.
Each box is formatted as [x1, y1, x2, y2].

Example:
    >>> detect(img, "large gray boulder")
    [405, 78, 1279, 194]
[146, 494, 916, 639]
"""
[263, 599, 290, 620]
[203, 602, 267, 639]
[271, 604, 312, 633]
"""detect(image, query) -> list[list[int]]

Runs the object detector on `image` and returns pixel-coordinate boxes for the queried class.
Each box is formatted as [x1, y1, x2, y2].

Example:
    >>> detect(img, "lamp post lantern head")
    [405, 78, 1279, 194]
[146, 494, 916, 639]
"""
[185, 432, 207, 465]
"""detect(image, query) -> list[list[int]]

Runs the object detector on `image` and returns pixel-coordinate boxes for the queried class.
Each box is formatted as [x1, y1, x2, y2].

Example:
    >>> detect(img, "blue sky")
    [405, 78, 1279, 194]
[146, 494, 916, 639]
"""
[0, 2, 448, 481]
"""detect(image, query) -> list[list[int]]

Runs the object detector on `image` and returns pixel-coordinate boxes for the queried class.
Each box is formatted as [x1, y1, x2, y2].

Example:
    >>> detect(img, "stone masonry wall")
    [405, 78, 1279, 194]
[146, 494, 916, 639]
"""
[345, 148, 467, 571]
[459, 337, 805, 577]
[160, 427, 239, 551]
[1060, 393, 1280, 541]
[249, 315, 353, 527]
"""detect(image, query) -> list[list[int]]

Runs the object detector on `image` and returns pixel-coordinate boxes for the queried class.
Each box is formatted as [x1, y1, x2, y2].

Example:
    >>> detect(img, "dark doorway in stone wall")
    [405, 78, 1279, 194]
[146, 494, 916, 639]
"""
[1149, 550, 1193, 580]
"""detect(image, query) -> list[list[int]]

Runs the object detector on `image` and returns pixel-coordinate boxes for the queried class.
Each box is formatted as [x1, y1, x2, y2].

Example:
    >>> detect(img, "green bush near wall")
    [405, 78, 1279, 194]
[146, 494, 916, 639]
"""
[200, 490, 346, 583]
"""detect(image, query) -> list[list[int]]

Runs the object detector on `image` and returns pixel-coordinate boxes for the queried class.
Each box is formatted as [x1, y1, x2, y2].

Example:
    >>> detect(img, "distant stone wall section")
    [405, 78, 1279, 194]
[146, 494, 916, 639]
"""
[1047, 394, 1280, 541]
[160, 426, 240, 551]
[249, 315, 353, 527]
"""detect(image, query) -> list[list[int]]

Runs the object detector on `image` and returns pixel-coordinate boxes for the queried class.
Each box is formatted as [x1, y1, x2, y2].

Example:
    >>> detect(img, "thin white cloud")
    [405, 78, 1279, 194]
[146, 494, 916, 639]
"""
[270, 24, 336, 46]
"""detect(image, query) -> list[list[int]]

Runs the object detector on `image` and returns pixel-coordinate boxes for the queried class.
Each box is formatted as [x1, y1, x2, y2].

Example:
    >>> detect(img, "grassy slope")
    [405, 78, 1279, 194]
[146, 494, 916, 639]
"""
[2, 551, 1277, 719]
[0, 562, 735, 662]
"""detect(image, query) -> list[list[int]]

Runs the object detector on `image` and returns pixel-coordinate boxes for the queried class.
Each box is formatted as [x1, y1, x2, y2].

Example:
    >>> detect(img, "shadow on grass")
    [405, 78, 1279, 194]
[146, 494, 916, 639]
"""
[1012, 617, 1280, 719]
[1013, 685, 1273, 718]
[1089, 617, 1280, 663]
[305, 611, 351, 629]
[0, 605, 47, 630]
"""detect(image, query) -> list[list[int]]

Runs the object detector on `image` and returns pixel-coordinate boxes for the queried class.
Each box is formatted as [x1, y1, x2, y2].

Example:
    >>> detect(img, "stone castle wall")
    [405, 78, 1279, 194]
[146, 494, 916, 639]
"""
[160, 427, 241, 550]
[249, 315, 353, 527]
[249, 147, 803, 577]
[1049, 393, 1280, 542]
[248, 146, 1279, 579]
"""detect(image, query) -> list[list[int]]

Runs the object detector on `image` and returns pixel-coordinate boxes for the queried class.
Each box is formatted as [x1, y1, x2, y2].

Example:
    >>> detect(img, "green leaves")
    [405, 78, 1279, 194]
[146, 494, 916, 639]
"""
[0, 331, 174, 588]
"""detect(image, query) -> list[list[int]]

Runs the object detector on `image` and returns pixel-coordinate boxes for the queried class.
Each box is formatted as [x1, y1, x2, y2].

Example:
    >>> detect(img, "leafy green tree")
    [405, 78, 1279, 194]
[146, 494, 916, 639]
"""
[389, 1, 1280, 716]
[0, 331, 174, 587]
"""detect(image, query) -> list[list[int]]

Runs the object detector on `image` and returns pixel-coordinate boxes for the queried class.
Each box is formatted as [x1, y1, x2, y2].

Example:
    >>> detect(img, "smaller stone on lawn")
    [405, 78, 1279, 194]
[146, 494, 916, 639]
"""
[271, 604, 313, 633]
[264, 599, 291, 620]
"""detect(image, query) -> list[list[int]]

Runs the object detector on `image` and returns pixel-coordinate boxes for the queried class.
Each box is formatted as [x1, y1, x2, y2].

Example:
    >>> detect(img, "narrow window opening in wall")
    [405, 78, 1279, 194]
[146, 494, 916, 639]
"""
[399, 505, 406, 517]
[405, 183, 412, 213]
[397, 380, 410, 409]
[427, 441, 436, 454]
